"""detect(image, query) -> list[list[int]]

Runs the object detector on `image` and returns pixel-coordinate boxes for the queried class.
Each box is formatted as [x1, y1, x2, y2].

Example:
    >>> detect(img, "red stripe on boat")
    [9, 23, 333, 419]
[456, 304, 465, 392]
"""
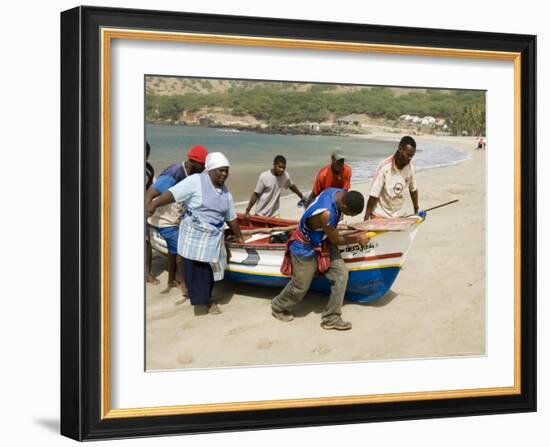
[343, 252, 403, 263]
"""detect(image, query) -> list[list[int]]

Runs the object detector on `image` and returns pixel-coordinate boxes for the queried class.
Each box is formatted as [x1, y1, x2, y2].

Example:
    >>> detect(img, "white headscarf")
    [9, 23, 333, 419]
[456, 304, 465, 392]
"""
[205, 152, 230, 171]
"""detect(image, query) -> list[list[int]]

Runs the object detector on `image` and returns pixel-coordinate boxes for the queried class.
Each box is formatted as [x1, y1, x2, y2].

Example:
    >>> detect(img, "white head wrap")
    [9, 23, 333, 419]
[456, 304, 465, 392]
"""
[205, 152, 230, 171]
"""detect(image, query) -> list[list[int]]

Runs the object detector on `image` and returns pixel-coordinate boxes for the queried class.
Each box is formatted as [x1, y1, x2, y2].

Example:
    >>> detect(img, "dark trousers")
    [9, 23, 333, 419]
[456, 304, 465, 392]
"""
[182, 257, 214, 306]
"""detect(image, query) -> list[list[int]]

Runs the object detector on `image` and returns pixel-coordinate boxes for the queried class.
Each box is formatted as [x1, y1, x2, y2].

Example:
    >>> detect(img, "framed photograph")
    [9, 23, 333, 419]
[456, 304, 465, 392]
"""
[60, 5, 536, 441]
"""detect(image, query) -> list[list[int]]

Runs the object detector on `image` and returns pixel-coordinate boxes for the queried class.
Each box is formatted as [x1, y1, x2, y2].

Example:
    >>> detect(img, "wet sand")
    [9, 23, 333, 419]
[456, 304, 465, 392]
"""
[145, 135, 485, 370]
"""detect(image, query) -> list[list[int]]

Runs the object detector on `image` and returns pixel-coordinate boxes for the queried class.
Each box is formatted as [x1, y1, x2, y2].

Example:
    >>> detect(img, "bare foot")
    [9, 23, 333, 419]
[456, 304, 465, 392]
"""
[161, 280, 181, 294]
[208, 302, 222, 315]
[193, 305, 209, 316]
[174, 296, 189, 305]
[146, 274, 160, 285]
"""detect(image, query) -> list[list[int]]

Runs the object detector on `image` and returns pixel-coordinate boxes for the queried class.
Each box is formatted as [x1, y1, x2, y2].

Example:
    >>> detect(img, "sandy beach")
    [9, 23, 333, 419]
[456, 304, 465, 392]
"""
[145, 135, 485, 370]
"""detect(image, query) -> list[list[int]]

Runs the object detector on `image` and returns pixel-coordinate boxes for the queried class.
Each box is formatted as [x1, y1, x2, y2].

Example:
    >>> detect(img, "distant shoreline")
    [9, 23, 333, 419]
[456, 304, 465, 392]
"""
[145, 120, 444, 139]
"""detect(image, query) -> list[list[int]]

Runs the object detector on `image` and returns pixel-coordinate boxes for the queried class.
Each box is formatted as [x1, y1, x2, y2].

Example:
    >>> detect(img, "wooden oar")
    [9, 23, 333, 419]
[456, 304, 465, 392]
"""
[404, 199, 459, 217]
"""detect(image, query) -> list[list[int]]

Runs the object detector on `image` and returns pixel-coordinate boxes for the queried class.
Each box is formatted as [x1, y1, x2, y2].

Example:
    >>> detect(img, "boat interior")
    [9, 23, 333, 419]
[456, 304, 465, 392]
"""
[226, 213, 298, 247]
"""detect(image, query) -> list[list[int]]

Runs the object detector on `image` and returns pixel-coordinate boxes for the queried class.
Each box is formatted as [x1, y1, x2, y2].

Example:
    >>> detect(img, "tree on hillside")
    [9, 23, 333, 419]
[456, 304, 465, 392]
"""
[449, 103, 486, 136]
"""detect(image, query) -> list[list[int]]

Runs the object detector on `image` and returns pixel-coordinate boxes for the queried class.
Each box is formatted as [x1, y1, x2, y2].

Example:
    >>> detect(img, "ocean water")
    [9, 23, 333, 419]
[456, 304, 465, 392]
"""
[146, 124, 468, 202]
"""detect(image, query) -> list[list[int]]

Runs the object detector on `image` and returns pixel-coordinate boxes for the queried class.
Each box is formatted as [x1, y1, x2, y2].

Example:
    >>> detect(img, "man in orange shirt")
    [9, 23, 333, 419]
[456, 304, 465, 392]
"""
[306, 150, 352, 206]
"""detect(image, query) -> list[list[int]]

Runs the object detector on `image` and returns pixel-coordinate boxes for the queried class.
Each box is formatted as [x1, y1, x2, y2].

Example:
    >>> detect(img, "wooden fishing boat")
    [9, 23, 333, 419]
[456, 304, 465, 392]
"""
[149, 213, 424, 303]
[225, 213, 424, 303]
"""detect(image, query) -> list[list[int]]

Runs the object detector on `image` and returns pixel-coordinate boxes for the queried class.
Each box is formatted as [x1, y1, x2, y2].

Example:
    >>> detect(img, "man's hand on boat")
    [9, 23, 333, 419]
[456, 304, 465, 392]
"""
[363, 196, 378, 221]
[310, 211, 370, 248]
[227, 218, 245, 244]
[146, 201, 156, 218]
[354, 231, 371, 247]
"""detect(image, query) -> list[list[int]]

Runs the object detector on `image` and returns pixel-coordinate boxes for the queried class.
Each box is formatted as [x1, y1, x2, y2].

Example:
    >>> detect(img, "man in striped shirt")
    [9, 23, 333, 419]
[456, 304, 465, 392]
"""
[364, 136, 420, 219]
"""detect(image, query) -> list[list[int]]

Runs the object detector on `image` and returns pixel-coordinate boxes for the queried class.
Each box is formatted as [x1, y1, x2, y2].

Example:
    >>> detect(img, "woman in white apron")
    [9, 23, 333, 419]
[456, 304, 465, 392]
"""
[147, 152, 244, 314]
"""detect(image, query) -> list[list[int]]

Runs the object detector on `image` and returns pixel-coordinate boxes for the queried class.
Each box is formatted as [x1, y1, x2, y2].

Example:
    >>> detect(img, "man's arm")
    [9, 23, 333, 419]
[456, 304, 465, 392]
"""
[145, 187, 161, 210]
[410, 189, 419, 214]
[289, 184, 304, 200]
[364, 196, 379, 220]
[343, 165, 352, 190]
[305, 192, 316, 207]
[306, 170, 324, 206]
[225, 193, 244, 243]
[409, 165, 419, 213]
[147, 191, 175, 217]
[244, 192, 260, 221]
[364, 165, 386, 220]
[308, 212, 370, 246]
[227, 219, 244, 244]
[245, 175, 267, 221]
[146, 175, 177, 215]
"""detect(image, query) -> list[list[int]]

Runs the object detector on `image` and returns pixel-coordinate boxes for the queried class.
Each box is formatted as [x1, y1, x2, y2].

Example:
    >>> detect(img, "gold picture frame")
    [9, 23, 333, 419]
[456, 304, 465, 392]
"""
[61, 6, 536, 440]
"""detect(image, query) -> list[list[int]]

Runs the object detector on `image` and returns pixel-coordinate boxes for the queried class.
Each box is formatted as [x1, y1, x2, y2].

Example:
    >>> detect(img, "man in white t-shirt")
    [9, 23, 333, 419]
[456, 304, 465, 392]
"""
[364, 136, 420, 219]
[244, 155, 305, 219]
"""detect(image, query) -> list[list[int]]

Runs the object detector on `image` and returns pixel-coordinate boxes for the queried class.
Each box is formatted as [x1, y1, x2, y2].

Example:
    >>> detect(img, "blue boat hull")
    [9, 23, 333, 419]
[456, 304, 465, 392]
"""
[224, 266, 401, 303]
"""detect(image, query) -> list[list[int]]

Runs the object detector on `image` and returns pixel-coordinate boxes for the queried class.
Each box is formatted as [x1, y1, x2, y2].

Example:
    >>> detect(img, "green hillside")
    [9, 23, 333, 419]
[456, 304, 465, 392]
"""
[145, 78, 485, 135]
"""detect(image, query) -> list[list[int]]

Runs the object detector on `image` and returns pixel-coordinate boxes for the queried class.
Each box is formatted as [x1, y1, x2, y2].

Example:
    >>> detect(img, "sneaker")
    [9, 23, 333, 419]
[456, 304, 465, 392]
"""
[321, 318, 352, 331]
[271, 308, 294, 322]
[208, 303, 222, 315]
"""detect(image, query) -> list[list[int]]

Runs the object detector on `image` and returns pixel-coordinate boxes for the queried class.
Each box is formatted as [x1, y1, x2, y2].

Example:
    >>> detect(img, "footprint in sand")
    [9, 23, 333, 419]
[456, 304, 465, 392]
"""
[227, 324, 257, 336]
[257, 339, 274, 350]
[171, 333, 182, 343]
[312, 346, 331, 356]
[177, 353, 194, 365]
[150, 308, 179, 321]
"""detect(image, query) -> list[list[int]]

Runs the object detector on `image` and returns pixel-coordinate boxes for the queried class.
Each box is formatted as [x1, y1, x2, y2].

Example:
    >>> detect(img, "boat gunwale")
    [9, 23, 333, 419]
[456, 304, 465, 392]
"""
[226, 241, 287, 250]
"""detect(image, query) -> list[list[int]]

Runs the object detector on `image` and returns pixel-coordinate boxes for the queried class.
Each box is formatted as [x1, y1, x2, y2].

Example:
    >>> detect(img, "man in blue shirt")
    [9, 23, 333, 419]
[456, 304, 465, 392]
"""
[271, 188, 370, 330]
[145, 145, 208, 296]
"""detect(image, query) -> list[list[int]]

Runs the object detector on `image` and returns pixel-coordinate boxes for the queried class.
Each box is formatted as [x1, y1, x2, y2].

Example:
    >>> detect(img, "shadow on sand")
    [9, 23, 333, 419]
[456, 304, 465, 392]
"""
[213, 279, 399, 317]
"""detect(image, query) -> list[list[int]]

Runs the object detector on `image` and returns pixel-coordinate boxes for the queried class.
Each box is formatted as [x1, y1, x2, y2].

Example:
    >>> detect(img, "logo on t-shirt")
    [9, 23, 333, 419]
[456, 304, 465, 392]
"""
[393, 182, 404, 196]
